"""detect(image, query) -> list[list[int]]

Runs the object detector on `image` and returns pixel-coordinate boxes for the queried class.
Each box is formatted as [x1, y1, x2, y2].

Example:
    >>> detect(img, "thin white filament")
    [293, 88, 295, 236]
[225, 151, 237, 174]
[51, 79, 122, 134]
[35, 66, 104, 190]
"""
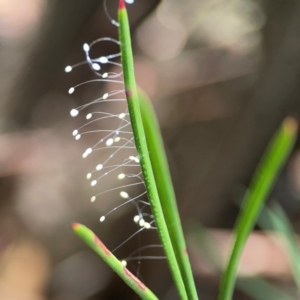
[112, 227, 145, 253]
[94, 182, 145, 197]
[101, 192, 147, 219]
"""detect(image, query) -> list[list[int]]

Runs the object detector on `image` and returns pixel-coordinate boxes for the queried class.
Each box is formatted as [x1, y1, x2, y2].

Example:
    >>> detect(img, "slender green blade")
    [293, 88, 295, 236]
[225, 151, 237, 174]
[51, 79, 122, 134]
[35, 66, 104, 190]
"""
[118, 2, 188, 299]
[262, 204, 300, 290]
[187, 221, 295, 300]
[138, 88, 198, 299]
[218, 117, 298, 300]
[72, 223, 158, 300]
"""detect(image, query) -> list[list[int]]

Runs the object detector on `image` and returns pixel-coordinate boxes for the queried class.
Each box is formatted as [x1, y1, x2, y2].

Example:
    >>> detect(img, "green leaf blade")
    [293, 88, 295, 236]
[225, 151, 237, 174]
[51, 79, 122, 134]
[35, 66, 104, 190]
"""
[187, 220, 295, 300]
[218, 117, 298, 300]
[138, 88, 198, 300]
[118, 3, 188, 299]
[72, 223, 159, 300]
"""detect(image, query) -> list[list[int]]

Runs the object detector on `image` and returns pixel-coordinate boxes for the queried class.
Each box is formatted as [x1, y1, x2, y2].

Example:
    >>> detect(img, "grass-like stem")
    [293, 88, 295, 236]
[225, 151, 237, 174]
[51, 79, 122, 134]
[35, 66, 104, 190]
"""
[118, 1, 188, 299]
[218, 117, 298, 300]
[73, 223, 159, 300]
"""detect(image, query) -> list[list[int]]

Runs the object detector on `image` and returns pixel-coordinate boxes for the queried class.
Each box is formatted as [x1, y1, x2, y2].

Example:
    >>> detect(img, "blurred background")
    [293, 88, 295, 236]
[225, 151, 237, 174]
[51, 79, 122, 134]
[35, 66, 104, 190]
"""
[1, 0, 300, 299]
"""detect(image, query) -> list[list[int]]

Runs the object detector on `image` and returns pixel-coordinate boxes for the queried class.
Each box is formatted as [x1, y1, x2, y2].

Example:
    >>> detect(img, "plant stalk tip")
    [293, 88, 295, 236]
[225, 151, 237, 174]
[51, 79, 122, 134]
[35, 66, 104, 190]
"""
[283, 116, 298, 134]
[72, 222, 80, 230]
[119, 0, 125, 10]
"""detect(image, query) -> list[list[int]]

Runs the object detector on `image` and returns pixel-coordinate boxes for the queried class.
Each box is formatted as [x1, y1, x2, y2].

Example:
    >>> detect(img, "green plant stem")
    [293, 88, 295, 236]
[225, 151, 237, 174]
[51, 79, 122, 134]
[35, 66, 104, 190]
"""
[118, 2, 188, 299]
[187, 221, 295, 300]
[72, 223, 158, 300]
[138, 88, 198, 300]
[218, 117, 298, 300]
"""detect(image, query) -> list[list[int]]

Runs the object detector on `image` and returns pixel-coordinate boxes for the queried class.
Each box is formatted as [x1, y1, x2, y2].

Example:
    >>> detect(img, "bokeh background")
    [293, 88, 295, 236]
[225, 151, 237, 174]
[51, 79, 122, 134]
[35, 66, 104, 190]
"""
[1, 0, 300, 299]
